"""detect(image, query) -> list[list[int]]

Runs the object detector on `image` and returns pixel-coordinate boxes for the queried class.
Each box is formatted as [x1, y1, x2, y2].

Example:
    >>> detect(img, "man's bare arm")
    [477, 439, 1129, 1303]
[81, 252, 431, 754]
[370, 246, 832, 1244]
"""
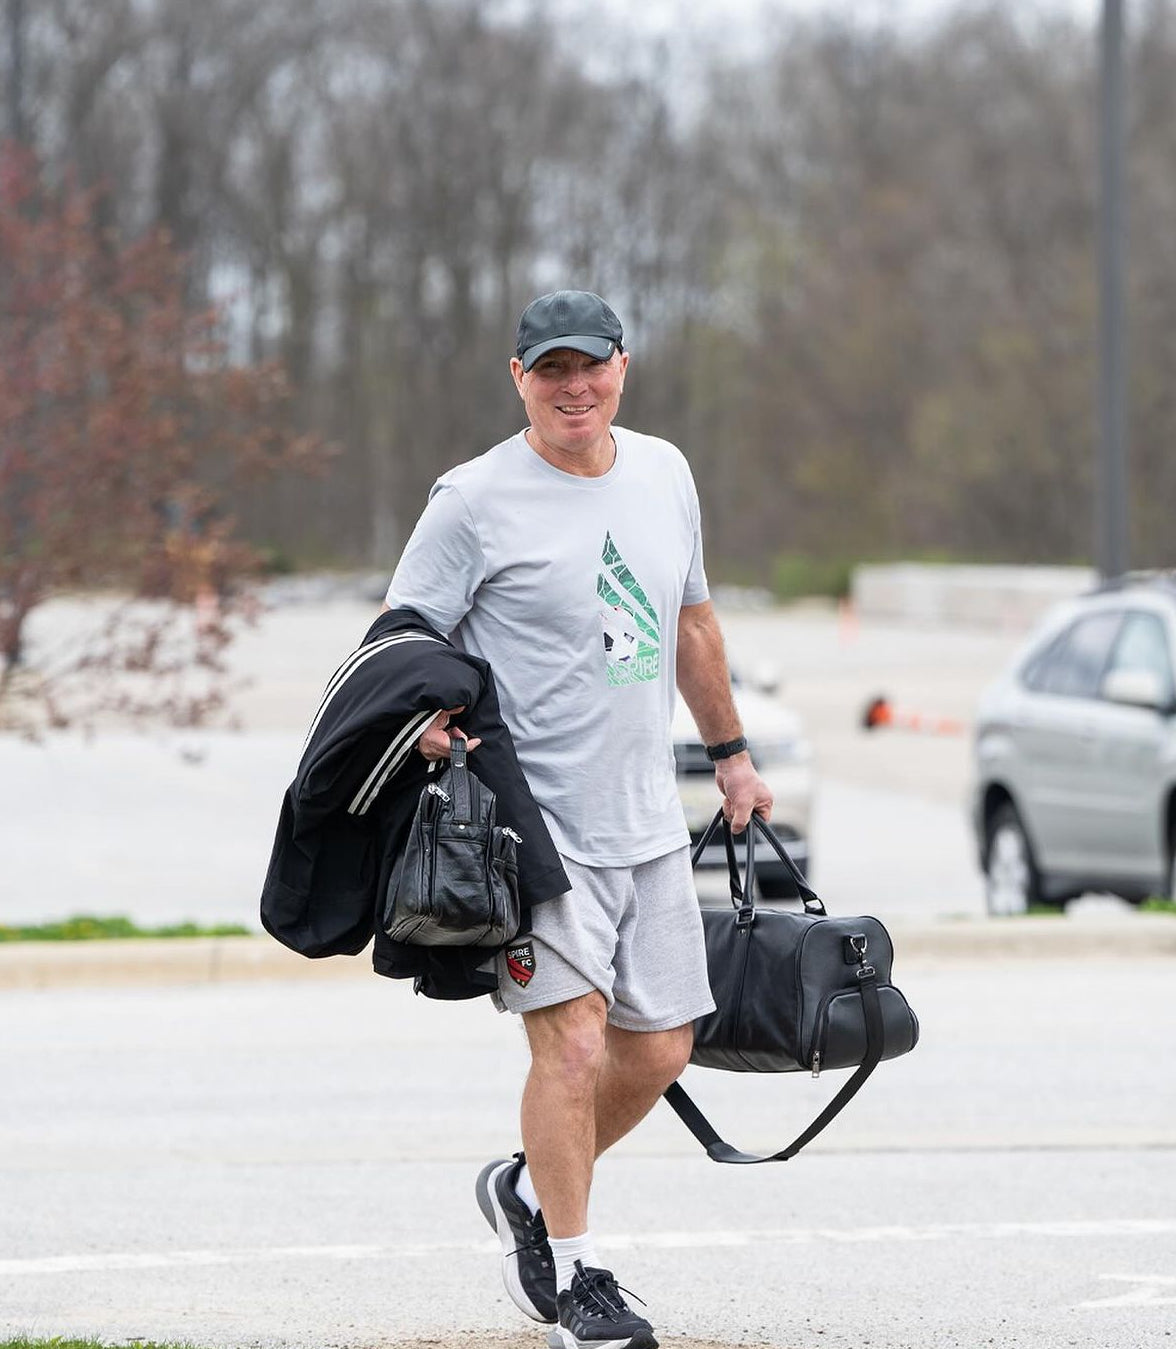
[676, 600, 772, 832]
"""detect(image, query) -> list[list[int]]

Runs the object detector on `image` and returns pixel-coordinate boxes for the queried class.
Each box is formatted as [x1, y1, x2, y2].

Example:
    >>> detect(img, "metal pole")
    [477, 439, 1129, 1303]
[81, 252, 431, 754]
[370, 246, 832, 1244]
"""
[6, 0, 25, 142]
[1097, 0, 1129, 579]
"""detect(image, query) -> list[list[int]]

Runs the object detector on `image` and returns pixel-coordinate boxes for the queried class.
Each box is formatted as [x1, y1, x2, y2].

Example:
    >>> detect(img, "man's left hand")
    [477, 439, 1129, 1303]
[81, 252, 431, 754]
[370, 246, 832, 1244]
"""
[418, 706, 482, 761]
[715, 752, 773, 833]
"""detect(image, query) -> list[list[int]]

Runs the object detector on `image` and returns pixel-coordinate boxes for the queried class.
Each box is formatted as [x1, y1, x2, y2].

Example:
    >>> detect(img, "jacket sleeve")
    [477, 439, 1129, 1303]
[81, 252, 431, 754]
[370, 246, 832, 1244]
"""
[260, 633, 485, 958]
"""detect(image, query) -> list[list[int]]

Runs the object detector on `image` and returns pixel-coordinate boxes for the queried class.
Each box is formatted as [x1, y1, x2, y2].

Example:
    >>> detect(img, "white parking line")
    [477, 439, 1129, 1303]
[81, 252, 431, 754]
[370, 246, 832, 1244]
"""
[1076, 1274, 1176, 1309]
[0, 1244, 464, 1276]
[3, 1218, 1175, 1277]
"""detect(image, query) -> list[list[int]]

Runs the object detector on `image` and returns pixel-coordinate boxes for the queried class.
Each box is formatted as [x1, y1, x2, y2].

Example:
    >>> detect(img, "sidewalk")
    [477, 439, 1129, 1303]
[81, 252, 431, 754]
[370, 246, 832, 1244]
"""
[5, 945, 1174, 1348]
[3, 912, 1174, 991]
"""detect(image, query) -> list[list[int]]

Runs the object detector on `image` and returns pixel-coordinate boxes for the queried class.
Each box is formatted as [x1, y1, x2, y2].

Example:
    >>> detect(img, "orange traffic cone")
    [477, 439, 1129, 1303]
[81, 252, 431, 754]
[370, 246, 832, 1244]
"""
[861, 694, 965, 736]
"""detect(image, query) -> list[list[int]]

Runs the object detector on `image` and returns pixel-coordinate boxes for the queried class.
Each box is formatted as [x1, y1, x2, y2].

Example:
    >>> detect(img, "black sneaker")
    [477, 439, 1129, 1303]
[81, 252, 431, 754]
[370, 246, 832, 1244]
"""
[475, 1153, 557, 1323]
[547, 1259, 658, 1349]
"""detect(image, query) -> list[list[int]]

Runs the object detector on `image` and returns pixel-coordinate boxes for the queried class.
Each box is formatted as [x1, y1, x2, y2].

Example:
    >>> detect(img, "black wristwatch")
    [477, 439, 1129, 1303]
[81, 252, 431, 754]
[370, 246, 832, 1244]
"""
[705, 735, 748, 762]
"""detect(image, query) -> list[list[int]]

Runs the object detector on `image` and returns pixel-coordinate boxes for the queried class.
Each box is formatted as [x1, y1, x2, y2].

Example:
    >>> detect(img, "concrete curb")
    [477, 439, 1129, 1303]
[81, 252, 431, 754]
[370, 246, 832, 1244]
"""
[2, 915, 1174, 990]
[888, 913, 1176, 962]
[0, 936, 371, 991]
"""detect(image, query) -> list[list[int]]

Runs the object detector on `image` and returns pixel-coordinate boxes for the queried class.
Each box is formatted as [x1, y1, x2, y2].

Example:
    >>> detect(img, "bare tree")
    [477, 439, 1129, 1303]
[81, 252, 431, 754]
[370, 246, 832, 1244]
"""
[0, 147, 320, 735]
[19, 0, 1176, 581]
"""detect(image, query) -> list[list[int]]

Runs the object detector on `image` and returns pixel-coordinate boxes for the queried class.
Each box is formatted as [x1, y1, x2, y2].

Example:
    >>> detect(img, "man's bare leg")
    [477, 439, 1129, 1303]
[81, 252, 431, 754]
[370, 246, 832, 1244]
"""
[593, 1022, 693, 1156]
[520, 993, 607, 1238]
[521, 1000, 693, 1236]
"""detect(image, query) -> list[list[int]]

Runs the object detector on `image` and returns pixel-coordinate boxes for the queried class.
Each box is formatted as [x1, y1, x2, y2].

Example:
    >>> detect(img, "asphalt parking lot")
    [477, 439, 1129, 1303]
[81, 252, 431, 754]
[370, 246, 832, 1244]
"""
[3, 953, 1174, 1349]
[1, 593, 1025, 930]
[4, 591, 1174, 1349]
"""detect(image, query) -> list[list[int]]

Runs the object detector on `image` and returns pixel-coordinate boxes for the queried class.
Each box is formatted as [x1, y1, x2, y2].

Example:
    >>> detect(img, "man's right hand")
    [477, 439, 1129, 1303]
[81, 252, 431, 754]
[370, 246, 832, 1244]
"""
[417, 706, 482, 761]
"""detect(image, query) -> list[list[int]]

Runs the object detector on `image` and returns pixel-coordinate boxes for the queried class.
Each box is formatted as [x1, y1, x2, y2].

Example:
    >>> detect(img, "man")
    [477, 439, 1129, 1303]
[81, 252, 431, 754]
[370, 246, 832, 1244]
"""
[385, 290, 771, 1349]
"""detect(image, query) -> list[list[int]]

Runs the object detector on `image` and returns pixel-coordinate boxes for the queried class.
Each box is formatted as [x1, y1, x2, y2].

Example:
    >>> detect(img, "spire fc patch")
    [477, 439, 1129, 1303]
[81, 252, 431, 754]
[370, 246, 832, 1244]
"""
[506, 940, 536, 988]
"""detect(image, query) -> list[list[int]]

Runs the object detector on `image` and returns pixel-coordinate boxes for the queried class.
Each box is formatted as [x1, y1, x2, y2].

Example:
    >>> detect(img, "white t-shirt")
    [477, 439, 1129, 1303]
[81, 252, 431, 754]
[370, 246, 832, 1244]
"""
[385, 425, 709, 866]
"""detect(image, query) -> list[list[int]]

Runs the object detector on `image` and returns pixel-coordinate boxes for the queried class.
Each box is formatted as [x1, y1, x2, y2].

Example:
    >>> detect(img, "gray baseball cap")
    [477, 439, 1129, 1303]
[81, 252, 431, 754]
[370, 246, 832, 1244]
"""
[515, 290, 624, 372]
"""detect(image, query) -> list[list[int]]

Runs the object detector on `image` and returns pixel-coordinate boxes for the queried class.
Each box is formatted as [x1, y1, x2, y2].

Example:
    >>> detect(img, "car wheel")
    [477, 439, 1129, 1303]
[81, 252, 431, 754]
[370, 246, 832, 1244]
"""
[984, 803, 1043, 916]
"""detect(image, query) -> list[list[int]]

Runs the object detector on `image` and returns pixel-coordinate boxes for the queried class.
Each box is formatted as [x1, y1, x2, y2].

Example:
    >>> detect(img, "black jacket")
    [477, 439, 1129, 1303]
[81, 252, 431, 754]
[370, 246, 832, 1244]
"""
[260, 607, 569, 998]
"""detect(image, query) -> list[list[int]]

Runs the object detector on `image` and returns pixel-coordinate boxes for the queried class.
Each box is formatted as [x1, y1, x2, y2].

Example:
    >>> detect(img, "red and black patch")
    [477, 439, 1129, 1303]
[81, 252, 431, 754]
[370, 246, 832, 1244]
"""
[506, 940, 536, 988]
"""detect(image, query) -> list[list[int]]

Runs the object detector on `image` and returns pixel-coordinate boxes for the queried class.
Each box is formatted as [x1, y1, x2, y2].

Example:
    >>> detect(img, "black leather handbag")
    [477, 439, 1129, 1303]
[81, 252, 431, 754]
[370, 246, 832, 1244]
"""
[382, 738, 522, 947]
[664, 809, 919, 1163]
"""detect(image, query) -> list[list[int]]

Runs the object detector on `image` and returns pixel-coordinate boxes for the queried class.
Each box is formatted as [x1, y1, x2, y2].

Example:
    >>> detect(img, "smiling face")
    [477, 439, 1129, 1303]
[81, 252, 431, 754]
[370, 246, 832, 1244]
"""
[510, 347, 629, 477]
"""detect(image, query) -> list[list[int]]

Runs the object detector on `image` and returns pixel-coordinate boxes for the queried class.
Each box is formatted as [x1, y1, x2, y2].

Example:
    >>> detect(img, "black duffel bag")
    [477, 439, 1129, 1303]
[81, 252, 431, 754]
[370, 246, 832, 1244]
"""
[664, 809, 919, 1164]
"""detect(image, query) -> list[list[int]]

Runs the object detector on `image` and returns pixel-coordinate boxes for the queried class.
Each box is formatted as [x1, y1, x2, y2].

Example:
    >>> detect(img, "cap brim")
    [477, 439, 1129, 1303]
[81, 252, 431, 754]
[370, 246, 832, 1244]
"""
[519, 336, 617, 372]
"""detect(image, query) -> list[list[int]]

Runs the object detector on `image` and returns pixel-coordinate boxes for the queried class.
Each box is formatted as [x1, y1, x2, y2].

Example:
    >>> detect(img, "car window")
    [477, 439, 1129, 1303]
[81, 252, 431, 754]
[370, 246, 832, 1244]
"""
[1103, 611, 1175, 704]
[1021, 610, 1123, 699]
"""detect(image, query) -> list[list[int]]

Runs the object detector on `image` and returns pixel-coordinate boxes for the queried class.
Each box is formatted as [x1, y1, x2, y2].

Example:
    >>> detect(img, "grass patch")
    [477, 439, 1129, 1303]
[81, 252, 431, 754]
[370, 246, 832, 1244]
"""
[1, 1340, 201, 1349]
[1141, 896, 1176, 915]
[0, 914, 251, 942]
[769, 553, 854, 603]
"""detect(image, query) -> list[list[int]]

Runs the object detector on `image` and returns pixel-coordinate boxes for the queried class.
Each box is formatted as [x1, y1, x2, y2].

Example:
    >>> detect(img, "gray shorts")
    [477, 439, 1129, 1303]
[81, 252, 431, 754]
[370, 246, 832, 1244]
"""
[492, 846, 716, 1032]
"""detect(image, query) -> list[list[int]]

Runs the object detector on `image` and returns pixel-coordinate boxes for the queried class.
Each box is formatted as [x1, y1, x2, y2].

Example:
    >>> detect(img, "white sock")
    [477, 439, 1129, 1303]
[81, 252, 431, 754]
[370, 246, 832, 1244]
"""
[548, 1232, 601, 1293]
[514, 1161, 541, 1216]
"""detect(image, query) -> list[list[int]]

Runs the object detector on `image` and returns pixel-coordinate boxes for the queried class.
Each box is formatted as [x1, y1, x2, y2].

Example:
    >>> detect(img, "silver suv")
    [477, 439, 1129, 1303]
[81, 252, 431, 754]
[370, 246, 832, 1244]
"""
[973, 574, 1176, 914]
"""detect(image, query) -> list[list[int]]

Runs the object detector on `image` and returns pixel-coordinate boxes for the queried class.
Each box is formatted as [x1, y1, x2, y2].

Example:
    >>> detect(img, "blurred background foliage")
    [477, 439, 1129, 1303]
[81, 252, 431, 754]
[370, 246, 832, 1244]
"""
[5, 0, 1176, 587]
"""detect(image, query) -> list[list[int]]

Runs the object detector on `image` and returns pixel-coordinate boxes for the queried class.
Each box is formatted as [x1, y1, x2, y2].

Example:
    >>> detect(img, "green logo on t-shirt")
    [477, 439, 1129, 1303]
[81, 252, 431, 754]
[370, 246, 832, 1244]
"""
[597, 532, 660, 686]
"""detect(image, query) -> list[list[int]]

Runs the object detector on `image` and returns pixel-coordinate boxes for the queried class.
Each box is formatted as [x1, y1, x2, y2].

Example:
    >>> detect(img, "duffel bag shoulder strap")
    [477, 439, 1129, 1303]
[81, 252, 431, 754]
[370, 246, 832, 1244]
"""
[663, 969, 884, 1164]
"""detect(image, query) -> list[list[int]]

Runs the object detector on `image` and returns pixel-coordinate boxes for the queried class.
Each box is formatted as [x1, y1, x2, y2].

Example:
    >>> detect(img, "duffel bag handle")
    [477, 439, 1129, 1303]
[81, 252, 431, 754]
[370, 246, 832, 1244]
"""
[691, 809, 751, 914]
[692, 808, 825, 916]
[743, 813, 825, 915]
